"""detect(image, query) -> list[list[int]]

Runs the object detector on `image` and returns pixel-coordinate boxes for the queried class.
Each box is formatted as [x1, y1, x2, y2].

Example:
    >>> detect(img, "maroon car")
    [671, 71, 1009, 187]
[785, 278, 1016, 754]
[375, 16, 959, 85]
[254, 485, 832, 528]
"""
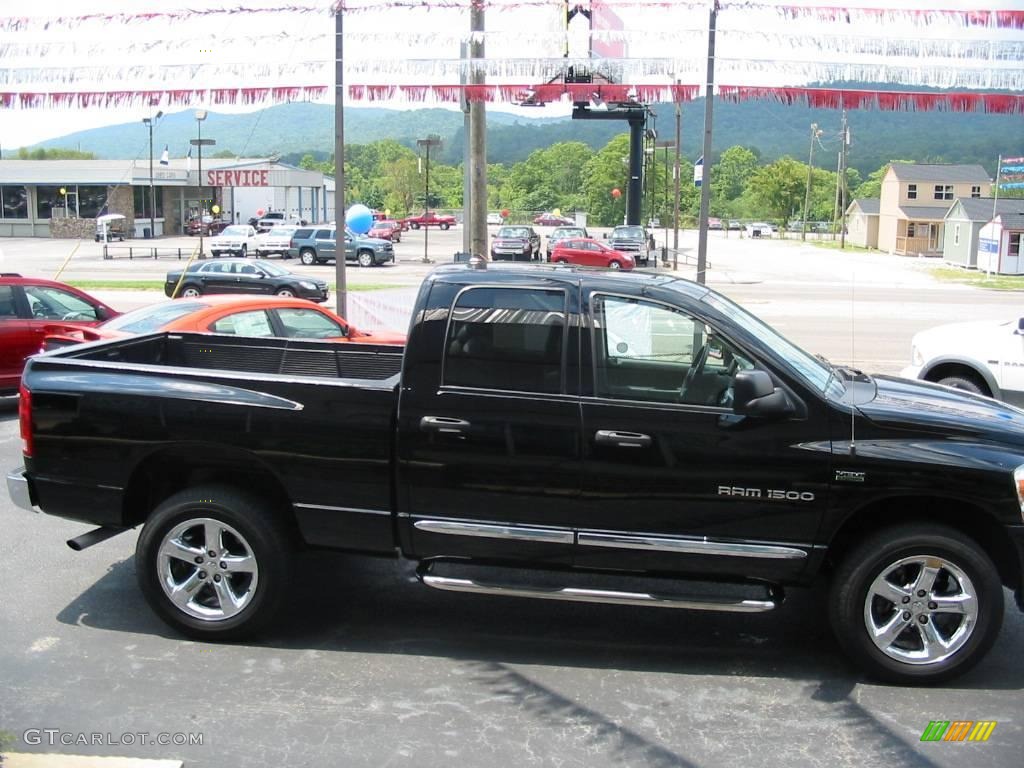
[550, 238, 635, 270]
[533, 213, 575, 227]
[368, 219, 402, 242]
[0, 275, 119, 394]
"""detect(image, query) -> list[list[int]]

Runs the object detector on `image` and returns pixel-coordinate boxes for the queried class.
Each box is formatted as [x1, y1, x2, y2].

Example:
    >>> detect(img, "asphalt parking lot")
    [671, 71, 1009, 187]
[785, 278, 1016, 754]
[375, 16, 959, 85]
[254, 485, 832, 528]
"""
[1, 228, 1022, 767]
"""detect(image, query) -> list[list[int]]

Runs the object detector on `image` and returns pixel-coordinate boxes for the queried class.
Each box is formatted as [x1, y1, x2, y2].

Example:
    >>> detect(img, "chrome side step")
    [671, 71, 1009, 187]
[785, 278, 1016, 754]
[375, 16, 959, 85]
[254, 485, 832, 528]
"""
[419, 570, 778, 613]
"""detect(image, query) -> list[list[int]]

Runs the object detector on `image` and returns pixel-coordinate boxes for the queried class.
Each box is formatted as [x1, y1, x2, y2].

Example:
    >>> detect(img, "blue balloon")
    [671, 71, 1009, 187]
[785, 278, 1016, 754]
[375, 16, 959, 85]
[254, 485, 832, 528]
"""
[346, 203, 373, 234]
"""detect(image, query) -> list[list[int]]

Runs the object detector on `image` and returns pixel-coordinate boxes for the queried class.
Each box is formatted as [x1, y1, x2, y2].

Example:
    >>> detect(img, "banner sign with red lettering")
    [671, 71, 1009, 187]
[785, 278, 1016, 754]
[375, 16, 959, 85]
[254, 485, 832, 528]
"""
[206, 169, 271, 187]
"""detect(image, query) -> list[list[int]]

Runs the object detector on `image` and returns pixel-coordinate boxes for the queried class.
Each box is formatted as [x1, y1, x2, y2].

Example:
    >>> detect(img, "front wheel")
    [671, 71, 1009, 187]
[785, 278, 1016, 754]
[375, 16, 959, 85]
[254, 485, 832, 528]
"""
[936, 375, 986, 395]
[135, 484, 293, 640]
[410, 222, 420, 230]
[239, 245, 247, 258]
[180, 285, 203, 298]
[608, 260, 622, 269]
[357, 250, 375, 268]
[440, 223, 450, 230]
[829, 523, 1003, 684]
[275, 287, 296, 298]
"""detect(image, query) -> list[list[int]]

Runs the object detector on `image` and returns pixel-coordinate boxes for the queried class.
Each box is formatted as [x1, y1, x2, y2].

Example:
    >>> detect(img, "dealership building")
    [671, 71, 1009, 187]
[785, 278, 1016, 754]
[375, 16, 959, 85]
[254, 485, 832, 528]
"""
[0, 158, 334, 239]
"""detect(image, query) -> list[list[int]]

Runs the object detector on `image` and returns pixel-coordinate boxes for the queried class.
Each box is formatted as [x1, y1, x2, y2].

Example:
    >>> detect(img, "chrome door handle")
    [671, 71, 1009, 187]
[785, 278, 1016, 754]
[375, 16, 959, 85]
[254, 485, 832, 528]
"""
[594, 430, 652, 448]
[420, 416, 471, 434]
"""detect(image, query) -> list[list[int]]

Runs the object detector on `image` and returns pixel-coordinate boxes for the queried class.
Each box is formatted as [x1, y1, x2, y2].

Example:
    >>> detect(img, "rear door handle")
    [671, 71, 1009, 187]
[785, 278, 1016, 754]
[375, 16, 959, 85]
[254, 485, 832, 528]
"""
[594, 430, 652, 448]
[420, 416, 471, 434]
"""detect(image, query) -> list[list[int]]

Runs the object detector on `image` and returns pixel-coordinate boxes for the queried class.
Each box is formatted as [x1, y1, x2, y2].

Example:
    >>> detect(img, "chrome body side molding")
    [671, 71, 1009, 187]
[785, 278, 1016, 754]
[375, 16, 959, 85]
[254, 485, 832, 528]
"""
[413, 519, 574, 545]
[576, 532, 808, 560]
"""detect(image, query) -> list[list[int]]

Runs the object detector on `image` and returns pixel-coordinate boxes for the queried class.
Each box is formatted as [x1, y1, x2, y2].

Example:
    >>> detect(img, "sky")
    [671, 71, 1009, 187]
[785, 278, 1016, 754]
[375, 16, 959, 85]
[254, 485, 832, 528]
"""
[1, 0, 1021, 154]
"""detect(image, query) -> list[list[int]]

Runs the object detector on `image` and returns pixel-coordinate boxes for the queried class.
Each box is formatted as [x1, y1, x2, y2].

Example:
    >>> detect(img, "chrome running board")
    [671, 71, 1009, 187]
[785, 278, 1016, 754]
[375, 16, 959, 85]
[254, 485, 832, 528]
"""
[418, 569, 778, 613]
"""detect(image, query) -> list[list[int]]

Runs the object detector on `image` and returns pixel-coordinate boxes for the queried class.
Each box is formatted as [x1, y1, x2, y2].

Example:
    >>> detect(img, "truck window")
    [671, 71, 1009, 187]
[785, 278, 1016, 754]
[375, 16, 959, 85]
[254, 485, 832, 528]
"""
[592, 294, 751, 406]
[443, 287, 566, 394]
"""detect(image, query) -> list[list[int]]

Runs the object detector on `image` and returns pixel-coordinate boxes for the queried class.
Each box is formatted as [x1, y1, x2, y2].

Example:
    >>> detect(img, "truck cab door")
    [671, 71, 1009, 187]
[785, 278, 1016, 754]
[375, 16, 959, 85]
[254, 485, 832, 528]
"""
[576, 289, 829, 582]
[396, 279, 583, 566]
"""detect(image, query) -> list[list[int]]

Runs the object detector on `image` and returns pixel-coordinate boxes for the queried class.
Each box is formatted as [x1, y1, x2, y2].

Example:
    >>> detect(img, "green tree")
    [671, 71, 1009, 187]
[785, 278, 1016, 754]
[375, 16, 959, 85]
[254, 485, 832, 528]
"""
[382, 156, 421, 216]
[582, 134, 631, 226]
[747, 156, 807, 221]
[16, 147, 95, 160]
[710, 146, 759, 214]
[853, 160, 914, 199]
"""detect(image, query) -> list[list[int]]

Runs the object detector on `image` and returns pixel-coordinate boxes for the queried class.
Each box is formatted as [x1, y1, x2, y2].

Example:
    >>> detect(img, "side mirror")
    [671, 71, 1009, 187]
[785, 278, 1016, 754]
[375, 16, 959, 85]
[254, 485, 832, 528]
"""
[733, 370, 793, 418]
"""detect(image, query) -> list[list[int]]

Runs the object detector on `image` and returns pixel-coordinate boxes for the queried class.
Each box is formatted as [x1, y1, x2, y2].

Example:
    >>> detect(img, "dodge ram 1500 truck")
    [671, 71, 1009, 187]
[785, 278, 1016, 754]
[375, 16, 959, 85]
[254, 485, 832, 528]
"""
[9, 263, 1024, 684]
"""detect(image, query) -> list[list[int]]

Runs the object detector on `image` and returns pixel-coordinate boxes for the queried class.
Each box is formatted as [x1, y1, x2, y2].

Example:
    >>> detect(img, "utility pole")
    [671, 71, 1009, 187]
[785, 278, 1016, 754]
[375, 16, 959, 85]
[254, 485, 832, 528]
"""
[469, 3, 488, 259]
[417, 135, 441, 263]
[335, 7, 347, 316]
[673, 88, 681, 270]
[801, 122, 822, 241]
[840, 110, 849, 249]
[656, 140, 674, 266]
[190, 111, 214, 258]
[696, 3, 717, 285]
[460, 41, 471, 256]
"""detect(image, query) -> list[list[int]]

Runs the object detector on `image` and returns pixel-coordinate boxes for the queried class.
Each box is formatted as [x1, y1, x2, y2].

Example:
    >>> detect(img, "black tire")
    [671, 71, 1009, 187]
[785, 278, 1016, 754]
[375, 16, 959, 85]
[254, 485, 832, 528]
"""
[410, 222, 420, 230]
[829, 523, 1003, 685]
[275, 287, 296, 298]
[299, 249, 316, 266]
[936, 374, 986, 396]
[608, 260, 622, 269]
[180, 284, 203, 298]
[240, 245, 247, 258]
[440, 223, 450, 230]
[211, 251, 221, 258]
[357, 250, 375, 268]
[135, 484, 293, 640]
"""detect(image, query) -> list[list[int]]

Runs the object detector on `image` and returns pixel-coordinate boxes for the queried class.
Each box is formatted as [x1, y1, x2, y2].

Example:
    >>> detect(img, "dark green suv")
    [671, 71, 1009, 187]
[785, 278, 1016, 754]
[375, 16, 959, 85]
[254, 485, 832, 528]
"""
[288, 226, 395, 267]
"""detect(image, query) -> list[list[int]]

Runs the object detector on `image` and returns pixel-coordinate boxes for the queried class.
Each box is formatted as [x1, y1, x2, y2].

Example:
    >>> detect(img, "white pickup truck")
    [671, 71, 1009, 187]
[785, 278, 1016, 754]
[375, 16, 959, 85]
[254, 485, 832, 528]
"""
[208, 224, 258, 258]
[901, 317, 1024, 406]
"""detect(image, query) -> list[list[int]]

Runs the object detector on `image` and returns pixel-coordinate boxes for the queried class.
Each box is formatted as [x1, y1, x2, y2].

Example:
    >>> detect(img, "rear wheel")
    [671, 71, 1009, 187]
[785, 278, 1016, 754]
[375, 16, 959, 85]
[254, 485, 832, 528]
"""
[135, 484, 293, 640]
[829, 523, 1003, 684]
[180, 285, 202, 298]
[357, 250, 375, 268]
[299, 249, 316, 266]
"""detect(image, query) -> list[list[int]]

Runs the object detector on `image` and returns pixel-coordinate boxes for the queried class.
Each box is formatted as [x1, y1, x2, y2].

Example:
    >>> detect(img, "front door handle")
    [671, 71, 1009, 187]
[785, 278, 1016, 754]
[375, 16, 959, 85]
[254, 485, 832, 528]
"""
[594, 429, 652, 448]
[420, 416, 471, 434]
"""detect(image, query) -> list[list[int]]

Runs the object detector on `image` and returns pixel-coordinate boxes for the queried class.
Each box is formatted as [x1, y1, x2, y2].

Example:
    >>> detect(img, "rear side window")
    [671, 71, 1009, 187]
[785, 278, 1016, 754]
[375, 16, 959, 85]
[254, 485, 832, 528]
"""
[292, 228, 313, 239]
[314, 229, 334, 240]
[443, 287, 565, 394]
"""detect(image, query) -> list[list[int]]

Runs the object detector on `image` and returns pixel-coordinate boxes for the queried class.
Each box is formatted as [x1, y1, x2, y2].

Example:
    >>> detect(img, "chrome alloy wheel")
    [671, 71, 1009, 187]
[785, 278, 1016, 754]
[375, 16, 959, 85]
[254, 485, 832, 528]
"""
[863, 555, 978, 665]
[157, 517, 260, 621]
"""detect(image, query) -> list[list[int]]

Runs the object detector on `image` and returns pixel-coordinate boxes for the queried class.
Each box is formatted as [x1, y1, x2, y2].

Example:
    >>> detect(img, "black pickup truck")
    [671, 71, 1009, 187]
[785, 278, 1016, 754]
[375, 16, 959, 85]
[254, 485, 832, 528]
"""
[9, 264, 1024, 684]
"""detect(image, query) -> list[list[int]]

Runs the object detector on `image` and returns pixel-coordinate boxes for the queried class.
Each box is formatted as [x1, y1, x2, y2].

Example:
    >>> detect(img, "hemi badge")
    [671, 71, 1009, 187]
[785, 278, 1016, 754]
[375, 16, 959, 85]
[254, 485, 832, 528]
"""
[835, 470, 865, 483]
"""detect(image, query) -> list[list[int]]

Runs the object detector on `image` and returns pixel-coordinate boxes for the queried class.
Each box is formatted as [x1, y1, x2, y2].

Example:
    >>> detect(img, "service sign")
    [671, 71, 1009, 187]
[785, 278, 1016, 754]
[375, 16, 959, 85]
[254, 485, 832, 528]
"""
[205, 169, 270, 187]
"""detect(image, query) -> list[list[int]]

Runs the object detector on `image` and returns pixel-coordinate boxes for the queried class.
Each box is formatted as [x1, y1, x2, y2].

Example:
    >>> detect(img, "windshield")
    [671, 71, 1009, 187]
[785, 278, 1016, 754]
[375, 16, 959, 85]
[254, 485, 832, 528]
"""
[258, 261, 291, 276]
[614, 227, 644, 238]
[701, 290, 844, 398]
[553, 228, 584, 237]
[221, 226, 248, 236]
[102, 301, 209, 333]
[498, 227, 529, 238]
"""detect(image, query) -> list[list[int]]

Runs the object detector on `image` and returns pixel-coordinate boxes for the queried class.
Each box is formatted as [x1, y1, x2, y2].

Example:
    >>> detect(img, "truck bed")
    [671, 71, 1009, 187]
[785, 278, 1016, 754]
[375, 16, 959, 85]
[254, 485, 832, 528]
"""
[22, 332, 403, 551]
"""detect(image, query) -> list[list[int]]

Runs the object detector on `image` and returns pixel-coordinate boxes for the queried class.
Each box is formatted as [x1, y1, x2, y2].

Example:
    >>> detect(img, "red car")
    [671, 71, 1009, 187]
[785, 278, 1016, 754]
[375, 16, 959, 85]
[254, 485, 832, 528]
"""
[533, 213, 575, 227]
[402, 211, 456, 230]
[42, 295, 405, 350]
[550, 238, 635, 270]
[0, 274, 119, 393]
[368, 219, 402, 242]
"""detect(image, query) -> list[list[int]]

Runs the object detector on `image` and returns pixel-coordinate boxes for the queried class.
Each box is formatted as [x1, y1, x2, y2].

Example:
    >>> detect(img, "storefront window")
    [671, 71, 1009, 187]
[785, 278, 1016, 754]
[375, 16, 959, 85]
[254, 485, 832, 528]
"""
[78, 186, 109, 219]
[36, 186, 71, 219]
[133, 186, 164, 218]
[0, 185, 28, 219]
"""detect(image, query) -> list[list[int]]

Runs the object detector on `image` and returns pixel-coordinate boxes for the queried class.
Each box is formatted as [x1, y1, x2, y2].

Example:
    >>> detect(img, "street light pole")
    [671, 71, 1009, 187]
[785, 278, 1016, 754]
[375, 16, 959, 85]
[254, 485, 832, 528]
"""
[142, 110, 163, 240]
[190, 110, 215, 258]
[417, 135, 441, 263]
[802, 122, 823, 241]
[656, 140, 674, 266]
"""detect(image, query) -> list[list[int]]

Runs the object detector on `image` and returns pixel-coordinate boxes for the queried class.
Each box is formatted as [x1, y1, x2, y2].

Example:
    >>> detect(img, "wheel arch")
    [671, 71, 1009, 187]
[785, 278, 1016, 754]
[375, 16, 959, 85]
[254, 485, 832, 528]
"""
[824, 495, 1019, 589]
[920, 356, 1000, 398]
[121, 444, 301, 543]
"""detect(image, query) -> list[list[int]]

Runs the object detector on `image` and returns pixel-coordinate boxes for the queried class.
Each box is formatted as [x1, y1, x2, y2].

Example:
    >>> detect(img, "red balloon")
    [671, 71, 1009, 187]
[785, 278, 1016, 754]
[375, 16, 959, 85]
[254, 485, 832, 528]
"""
[256, 208, 266, 217]
[500, 208, 510, 218]
[611, 188, 622, 198]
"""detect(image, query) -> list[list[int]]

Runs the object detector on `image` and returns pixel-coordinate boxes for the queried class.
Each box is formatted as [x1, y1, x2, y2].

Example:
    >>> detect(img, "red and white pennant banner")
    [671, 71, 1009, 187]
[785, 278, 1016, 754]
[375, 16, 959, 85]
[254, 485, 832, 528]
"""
[718, 85, 1024, 114]
[348, 83, 700, 103]
[717, 3, 1024, 29]
[0, 86, 328, 109]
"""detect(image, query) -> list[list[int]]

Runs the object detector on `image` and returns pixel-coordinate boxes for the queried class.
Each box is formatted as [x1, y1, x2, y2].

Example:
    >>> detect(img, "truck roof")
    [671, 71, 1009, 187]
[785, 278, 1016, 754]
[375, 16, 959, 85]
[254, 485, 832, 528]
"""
[428, 262, 710, 301]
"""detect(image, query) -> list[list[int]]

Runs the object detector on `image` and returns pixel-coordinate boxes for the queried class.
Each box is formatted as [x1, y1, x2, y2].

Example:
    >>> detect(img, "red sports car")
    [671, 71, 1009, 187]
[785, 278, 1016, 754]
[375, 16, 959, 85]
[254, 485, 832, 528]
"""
[0, 274, 119, 393]
[550, 238, 635, 270]
[42, 295, 406, 350]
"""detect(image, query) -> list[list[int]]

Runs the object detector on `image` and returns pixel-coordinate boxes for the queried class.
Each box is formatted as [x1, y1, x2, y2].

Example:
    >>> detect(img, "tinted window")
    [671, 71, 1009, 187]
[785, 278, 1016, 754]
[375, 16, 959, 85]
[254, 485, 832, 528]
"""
[0, 285, 17, 318]
[275, 308, 345, 339]
[23, 285, 100, 321]
[314, 229, 333, 239]
[444, 287, 565, 394]
[210, 310, 274, 337]
[592, 294, 752, 406]
[293, 228, 314, 239]
[103, 301, 208, 332]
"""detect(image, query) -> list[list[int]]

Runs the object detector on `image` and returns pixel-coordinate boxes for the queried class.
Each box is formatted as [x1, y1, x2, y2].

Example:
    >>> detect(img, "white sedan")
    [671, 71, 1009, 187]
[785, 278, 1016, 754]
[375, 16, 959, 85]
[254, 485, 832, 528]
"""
[900, 317, 1024, 405]
[208, 225, 258, 258]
